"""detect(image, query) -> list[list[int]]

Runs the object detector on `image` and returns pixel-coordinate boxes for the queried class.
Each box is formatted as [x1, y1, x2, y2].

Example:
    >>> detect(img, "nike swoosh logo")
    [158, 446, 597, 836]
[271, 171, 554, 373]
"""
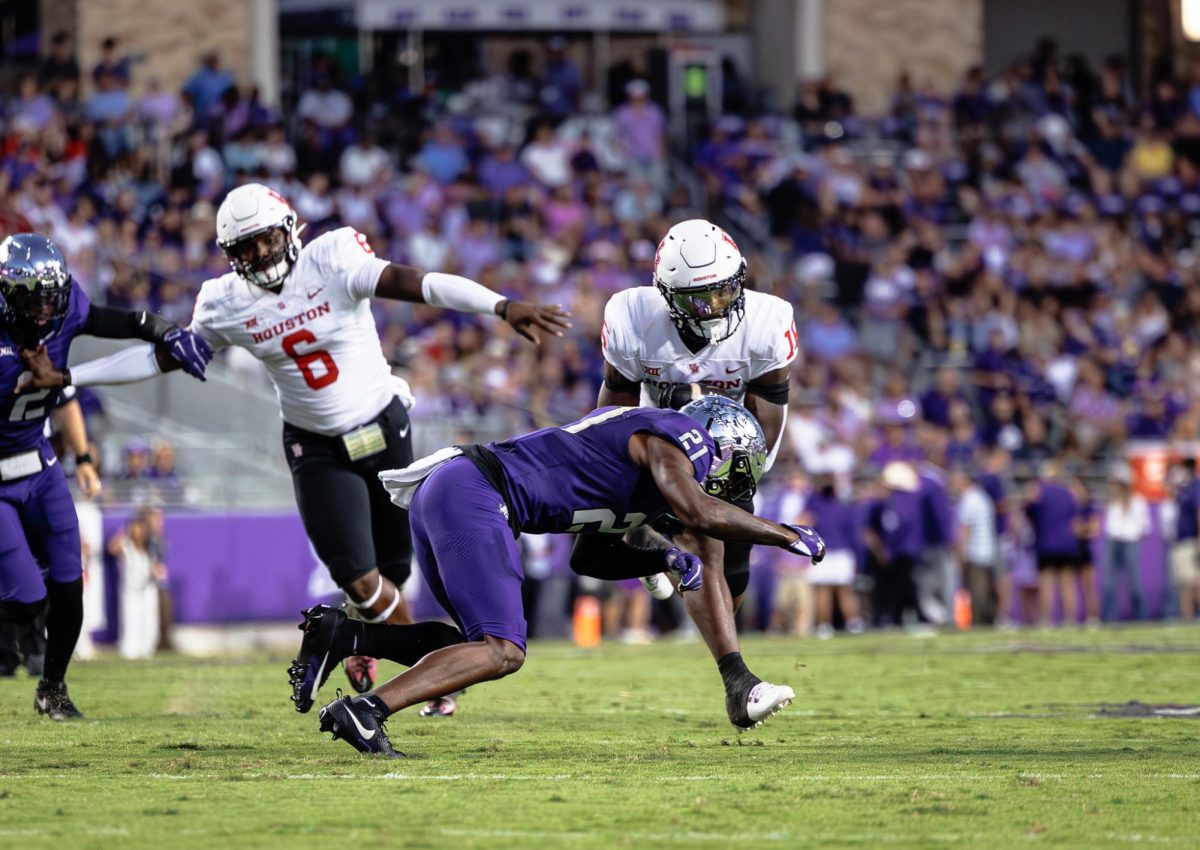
[46, 456, 58, 468]
[725, 367, 743, 374]
[397, 424, 410, 438]
[310, 650, 329, 701]
[346, 705, 377, 740]
[307, 287, 325, 299]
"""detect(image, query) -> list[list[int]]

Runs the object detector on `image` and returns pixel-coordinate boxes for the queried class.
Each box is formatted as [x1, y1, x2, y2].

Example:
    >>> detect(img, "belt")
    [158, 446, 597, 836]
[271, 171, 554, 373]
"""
[457, 444, 521, 539]
[0, 449, 46, 482]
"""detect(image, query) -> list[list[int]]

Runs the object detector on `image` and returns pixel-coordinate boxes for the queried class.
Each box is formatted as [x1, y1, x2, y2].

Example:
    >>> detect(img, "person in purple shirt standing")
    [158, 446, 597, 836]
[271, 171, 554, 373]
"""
[866, 461, 925, 626]
[0, 234, 212, 719]
[1024, 460, 1095, 626]
[801, 475, 864, 638]
[289, 399, 826, 757]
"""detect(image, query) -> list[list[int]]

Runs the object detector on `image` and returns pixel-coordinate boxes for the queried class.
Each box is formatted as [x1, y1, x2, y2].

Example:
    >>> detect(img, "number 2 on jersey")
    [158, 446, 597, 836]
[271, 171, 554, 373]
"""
[281, 330, 339, 389]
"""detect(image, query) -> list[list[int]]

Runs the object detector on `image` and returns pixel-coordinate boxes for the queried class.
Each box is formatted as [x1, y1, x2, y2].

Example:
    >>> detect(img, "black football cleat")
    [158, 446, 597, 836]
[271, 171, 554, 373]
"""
[318, 693, 404, 758]
[34, 680, 84, 720]
[288, 604, 349, 713]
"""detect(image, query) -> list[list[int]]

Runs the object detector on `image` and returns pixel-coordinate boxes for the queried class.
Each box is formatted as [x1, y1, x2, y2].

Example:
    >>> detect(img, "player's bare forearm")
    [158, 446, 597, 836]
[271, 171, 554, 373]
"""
[598, 361, 641, 407]
[52, 399, 89, 456]
[639, 435, 796, 548]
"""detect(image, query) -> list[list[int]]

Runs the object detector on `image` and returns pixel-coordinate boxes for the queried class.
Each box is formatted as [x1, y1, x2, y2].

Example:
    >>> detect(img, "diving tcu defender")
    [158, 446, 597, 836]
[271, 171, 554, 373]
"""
[19, 184, 570, 702]
[286, 399, 826, 757]
[592, 219, 799, 725]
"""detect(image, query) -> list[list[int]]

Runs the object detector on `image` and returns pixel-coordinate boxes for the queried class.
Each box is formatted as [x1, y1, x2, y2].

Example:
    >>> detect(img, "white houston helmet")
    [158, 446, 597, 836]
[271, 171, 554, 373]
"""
[215, 183, 303, 290]
[653, 219, 747, 343]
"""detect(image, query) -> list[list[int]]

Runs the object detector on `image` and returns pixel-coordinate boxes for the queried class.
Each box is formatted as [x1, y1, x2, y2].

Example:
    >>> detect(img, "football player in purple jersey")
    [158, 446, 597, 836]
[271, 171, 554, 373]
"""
[0, 233, 211, 717]
[288, 397, 825, 757]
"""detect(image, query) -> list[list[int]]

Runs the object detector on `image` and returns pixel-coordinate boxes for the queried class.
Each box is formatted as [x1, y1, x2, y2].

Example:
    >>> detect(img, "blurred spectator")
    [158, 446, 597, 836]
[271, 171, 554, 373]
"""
[521, 121, 573, 188]
[183, 52, 234, 118]
[92, 37, 132, 89]
[110, 508, 167, 659]
[340, 130, 392, 187]
[951, 466, 999, 625]
[38, 31, 80, 91]
[613, 79, 667, 184]
[801, 474, 862, 638]
[296, 72, 353, 132]
[1026, 461, 1090, 626]
[1166, 459, 1200, 621]
[539, 37, 583, 119]
[866, 462, 924, 627]
[1101, 471, 1149, 621]
[767, 469, 813, 636]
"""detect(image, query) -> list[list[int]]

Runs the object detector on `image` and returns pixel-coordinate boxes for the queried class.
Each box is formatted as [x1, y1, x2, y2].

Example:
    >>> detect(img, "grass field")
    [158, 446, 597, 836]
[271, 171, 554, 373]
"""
[1, 626, 1199, 849]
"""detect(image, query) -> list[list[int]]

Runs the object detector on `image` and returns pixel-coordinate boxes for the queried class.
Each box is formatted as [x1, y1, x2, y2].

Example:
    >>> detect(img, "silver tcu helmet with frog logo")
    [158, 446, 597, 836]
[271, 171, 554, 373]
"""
[679, 395, 767, 502]
[0, 232, 72, 342]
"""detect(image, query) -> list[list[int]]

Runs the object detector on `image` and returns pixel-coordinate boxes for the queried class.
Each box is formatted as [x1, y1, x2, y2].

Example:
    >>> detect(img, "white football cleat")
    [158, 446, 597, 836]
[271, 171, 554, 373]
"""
[640, 573, 675, 600]
[744, 682, 795, 727]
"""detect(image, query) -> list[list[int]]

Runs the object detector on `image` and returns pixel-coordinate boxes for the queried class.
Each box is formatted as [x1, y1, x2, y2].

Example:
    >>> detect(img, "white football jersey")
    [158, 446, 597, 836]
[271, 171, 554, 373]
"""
[190, 227, 393, 435]
[602, 286, 798, 407]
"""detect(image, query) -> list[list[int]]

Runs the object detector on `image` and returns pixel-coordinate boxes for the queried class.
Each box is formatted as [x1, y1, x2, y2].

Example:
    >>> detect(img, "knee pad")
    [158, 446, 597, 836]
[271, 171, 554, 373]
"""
[0, 597, 48, 625]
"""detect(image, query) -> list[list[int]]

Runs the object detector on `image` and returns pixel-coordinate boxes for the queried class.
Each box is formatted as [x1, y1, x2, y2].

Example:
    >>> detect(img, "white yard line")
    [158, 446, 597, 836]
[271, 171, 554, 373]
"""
[6, 771, 1197, 783]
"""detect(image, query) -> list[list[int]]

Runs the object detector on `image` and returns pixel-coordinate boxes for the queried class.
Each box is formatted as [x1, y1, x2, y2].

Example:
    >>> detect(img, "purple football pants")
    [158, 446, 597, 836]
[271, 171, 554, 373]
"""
[0, 463, 82, 604]
[409, 457, 527, 651]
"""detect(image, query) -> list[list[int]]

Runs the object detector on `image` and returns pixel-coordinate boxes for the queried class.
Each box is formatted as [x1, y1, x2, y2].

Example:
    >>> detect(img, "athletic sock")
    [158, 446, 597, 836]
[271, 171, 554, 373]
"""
[42, 579, 83, 684]
[717, 651, 758, 695]
[353, 693, 392, 719]
[338, 620, 465, 667]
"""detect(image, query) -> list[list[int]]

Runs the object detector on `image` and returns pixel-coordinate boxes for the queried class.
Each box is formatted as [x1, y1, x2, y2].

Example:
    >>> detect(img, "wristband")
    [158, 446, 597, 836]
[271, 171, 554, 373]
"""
[75, 452, 94, 466]
[62, 368, 72, 387]
[497, 300, 510, 319]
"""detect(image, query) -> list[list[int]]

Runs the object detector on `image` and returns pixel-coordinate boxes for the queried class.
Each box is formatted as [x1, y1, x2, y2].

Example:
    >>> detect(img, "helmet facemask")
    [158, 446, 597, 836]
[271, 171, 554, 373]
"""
[703, 448, 764, 502]
[656, 260, 747, 344]
[219, 218, 300, 291]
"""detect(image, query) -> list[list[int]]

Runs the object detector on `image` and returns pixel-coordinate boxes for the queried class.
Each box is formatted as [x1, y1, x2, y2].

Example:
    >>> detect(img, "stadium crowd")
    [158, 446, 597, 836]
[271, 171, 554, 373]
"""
[3, 32, 1198, 637]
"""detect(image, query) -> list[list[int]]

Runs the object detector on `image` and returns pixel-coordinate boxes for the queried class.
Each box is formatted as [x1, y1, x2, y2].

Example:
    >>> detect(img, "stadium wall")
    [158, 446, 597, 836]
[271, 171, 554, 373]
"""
[822, 0, 983, 114]
[40, 0, 255, 98]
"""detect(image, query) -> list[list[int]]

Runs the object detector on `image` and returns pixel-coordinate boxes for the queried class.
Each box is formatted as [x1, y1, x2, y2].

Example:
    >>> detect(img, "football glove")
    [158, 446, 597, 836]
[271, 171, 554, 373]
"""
[782, 524, 826, 564]
[162, 327, 214, 381]
[663, 547, 703, 593]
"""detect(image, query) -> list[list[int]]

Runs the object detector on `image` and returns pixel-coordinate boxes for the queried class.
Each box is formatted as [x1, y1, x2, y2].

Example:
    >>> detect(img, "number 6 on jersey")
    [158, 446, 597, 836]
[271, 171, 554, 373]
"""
[282, 329, 339, 390]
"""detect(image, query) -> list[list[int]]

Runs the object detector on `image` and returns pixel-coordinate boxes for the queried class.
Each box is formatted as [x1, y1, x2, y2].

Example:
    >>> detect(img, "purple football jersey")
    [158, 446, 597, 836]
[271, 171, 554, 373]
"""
[487, 406, 716, 534]
[0, 282, 90, 455]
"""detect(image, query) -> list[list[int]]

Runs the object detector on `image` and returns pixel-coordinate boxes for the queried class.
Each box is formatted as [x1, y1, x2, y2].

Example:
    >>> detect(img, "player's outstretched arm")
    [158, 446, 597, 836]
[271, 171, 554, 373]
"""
[373, 264, 571, 344]
[15, 305, 213, 393]
[636, 434, 825, 561]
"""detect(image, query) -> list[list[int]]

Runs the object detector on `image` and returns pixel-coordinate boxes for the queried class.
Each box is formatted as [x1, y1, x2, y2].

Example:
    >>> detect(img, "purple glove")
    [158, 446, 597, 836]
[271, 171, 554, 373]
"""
[783, 524, 826, 564]
[664, 547, 703, 592]
[162, 327, 214, 381]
